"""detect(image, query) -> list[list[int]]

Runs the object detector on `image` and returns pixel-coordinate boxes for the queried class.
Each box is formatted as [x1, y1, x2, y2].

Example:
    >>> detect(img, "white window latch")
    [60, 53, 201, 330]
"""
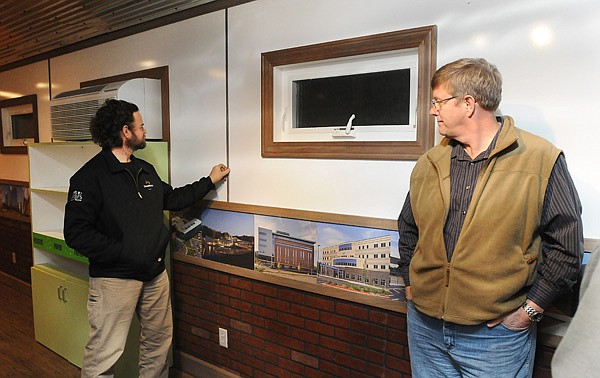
[332, 114, 356, 138]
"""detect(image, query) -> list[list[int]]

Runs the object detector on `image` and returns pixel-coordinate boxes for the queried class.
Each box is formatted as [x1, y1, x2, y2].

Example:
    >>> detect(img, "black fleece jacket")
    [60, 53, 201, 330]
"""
[64, 148, 215, 281]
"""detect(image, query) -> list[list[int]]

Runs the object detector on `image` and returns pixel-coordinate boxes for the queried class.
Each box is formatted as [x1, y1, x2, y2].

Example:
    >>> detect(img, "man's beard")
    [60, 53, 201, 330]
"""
[126, 134, 146, 151]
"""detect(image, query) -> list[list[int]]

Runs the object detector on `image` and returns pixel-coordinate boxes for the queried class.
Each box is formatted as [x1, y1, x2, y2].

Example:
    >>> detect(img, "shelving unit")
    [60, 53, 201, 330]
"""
[28, 141, 168, 371]
[29, 142, 99, 277]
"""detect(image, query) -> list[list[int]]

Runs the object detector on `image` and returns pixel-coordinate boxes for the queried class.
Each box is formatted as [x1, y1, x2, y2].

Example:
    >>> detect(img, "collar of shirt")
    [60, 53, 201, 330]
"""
[450, 122, 503, 163]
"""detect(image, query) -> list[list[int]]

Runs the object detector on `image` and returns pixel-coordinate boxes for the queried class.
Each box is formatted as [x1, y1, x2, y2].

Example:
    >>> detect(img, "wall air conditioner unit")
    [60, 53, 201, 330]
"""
[50, 78, 161, 141]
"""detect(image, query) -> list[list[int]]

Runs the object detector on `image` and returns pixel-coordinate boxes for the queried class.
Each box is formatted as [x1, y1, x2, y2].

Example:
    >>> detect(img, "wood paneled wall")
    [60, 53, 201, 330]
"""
[0, 217, 32, 283]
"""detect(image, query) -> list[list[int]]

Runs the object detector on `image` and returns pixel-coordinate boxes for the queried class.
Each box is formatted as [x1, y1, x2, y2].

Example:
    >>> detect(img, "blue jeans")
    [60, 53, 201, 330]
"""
[407, 301, 536, 378]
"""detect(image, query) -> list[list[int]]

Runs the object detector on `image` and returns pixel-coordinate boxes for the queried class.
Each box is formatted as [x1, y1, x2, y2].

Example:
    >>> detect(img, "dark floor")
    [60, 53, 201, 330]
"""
[0, 272, 193, 378]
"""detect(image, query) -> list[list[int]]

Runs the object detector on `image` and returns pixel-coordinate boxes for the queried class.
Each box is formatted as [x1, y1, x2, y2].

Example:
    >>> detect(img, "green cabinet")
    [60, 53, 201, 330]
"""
[31, 264, 89, 367]
[30, 264, 141, 373]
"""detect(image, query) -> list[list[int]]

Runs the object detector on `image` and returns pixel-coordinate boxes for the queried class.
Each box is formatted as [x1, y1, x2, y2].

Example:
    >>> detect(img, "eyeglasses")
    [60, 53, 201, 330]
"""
[431, 96, 456, 110]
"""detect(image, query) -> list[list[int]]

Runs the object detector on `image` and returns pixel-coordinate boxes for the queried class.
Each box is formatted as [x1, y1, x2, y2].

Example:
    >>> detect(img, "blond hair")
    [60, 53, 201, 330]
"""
[431, 58, 502, 111]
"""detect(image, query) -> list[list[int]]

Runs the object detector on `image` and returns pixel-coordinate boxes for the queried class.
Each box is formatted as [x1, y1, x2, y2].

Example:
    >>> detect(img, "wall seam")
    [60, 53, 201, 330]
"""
[225, 8, 231, 202]
[47, 59, 52, 104]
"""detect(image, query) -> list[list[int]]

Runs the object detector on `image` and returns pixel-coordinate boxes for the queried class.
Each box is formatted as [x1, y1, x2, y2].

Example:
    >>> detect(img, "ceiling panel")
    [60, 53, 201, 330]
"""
[0, 0, 240, 71]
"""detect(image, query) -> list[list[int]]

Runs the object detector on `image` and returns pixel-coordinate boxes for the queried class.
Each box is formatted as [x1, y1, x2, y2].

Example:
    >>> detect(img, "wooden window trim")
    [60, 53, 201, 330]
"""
[0, 94, 38, 154]
[261, 25, 437, 160]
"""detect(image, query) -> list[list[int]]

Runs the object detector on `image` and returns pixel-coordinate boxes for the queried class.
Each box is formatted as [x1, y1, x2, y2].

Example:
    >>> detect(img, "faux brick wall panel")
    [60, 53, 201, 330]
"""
[336, 302, 369, 320]
[173, 260, 412, 377]
[305, 295, 335, 312]
[173, 260, 558, 377]
[0, 217, 32, 283]
[305, 319, 335, 337]
[533, 345, 555, 378]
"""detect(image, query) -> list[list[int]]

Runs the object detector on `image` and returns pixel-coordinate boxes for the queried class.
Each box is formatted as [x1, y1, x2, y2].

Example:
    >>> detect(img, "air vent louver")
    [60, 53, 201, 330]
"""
[51, 98, 111, 141]
[50, 78, 161, 141]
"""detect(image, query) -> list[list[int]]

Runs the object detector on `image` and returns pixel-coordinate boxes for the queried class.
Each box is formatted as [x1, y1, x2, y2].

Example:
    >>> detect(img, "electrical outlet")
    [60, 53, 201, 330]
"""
[11, 252, 16, 264]
[218, 327, 228, 348]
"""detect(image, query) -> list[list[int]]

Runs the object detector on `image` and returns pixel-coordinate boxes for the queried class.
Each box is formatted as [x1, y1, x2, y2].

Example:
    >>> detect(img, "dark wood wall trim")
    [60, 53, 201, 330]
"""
[205, 200, 397, 231]
[0, 179, 29, 186]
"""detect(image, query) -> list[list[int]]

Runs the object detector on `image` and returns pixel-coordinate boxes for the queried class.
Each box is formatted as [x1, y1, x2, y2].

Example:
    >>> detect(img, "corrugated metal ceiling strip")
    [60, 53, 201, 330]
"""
[0, 0, 212, 46]
[0, 0, 250, 70]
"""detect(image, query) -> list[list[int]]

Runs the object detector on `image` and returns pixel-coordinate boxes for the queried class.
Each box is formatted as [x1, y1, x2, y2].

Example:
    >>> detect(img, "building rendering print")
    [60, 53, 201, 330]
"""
[171, 208, 254, 270]
[318, 234, 405, 301]
[171, 207, 403, 301]
[256, 226, 317, 274]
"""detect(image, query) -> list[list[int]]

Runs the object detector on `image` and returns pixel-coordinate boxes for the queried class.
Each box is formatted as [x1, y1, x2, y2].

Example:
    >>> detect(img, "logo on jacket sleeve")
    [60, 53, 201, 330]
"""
[70, 190, 83, 202]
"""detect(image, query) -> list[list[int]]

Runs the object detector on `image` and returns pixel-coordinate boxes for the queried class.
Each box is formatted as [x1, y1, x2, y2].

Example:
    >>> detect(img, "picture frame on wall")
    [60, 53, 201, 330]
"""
[0, 179, 30, 221]
[0, 94, 39, 154]
[171, 204, 405, 308]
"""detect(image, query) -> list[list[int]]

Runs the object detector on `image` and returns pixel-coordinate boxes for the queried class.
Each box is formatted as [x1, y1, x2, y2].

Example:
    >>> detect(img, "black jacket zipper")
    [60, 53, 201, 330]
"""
[125, 167, 143, 199]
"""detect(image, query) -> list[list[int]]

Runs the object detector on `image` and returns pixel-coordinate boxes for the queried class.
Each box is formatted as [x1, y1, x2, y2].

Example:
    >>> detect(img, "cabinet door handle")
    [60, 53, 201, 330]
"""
[62, 287, 68, 303]
[57, 285, 68, 302]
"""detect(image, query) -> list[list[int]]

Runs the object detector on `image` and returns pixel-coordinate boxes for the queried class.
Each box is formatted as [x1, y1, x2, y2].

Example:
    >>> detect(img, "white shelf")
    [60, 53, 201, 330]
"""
[31, 187, 69, 194]
[32, 249, 89, 277]
[29, 142, 98, 272]
[35, 229, 65, 239]
[30, 191, 68, 234]
[28, 142, 100, 190]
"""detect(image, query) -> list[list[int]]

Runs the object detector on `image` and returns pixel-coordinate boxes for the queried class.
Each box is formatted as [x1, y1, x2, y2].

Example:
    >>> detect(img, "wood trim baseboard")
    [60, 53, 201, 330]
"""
[0, 270, 31, 297]
[173, 349, 240, 377]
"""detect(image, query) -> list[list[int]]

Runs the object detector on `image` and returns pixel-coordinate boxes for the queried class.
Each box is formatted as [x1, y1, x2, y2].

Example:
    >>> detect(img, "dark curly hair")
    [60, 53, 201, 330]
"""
[90, 99, 139, 148]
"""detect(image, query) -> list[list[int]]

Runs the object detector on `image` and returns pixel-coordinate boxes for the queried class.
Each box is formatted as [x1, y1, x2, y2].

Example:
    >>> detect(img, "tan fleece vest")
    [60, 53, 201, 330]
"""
[409, 116, 561, 325]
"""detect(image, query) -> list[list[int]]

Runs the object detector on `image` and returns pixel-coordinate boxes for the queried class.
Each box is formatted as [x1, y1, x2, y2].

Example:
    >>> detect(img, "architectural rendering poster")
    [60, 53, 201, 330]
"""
[171, 207, 254, 270]
[171, 207, 403, 302]
[0, 183, 30, 219]
[315, 222, 404, 302]
[254, 214, 318, 279]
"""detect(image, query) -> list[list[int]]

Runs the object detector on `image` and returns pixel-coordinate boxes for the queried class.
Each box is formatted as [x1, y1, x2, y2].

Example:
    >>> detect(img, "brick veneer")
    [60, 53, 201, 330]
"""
[0, 217, 32, 284]
[173, 259, 560, 377]
[534, 344, 556, 378]
[172, 260, 412, 377]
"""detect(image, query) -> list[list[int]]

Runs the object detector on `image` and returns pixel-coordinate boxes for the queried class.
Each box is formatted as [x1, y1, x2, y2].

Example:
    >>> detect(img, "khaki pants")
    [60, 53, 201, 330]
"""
[81, 270, 172, 378]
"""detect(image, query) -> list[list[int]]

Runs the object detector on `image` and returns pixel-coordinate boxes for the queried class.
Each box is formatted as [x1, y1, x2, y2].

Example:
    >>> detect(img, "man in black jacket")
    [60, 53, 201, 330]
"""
[64, 99, 230, 378]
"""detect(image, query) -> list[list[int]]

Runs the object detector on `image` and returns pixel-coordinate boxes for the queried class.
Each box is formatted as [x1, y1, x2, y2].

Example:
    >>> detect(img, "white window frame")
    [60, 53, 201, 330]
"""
[273, 49, 419, 142]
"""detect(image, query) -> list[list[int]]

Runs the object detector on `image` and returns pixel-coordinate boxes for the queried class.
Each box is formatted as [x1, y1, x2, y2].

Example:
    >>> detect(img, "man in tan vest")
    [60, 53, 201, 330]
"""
[397, 58, 583, 377]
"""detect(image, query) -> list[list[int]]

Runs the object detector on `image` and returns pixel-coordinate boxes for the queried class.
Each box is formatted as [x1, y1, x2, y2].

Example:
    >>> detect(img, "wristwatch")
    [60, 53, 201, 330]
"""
[521, 302, 544, 322]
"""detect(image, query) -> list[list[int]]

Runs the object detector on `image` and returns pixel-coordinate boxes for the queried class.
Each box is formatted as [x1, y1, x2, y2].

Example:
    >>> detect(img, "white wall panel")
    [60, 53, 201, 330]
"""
[49, 11, 228, 200]
[228, 0, 600, 237]
[0, 61, 50, 181]
[227, 0, 419, 221]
